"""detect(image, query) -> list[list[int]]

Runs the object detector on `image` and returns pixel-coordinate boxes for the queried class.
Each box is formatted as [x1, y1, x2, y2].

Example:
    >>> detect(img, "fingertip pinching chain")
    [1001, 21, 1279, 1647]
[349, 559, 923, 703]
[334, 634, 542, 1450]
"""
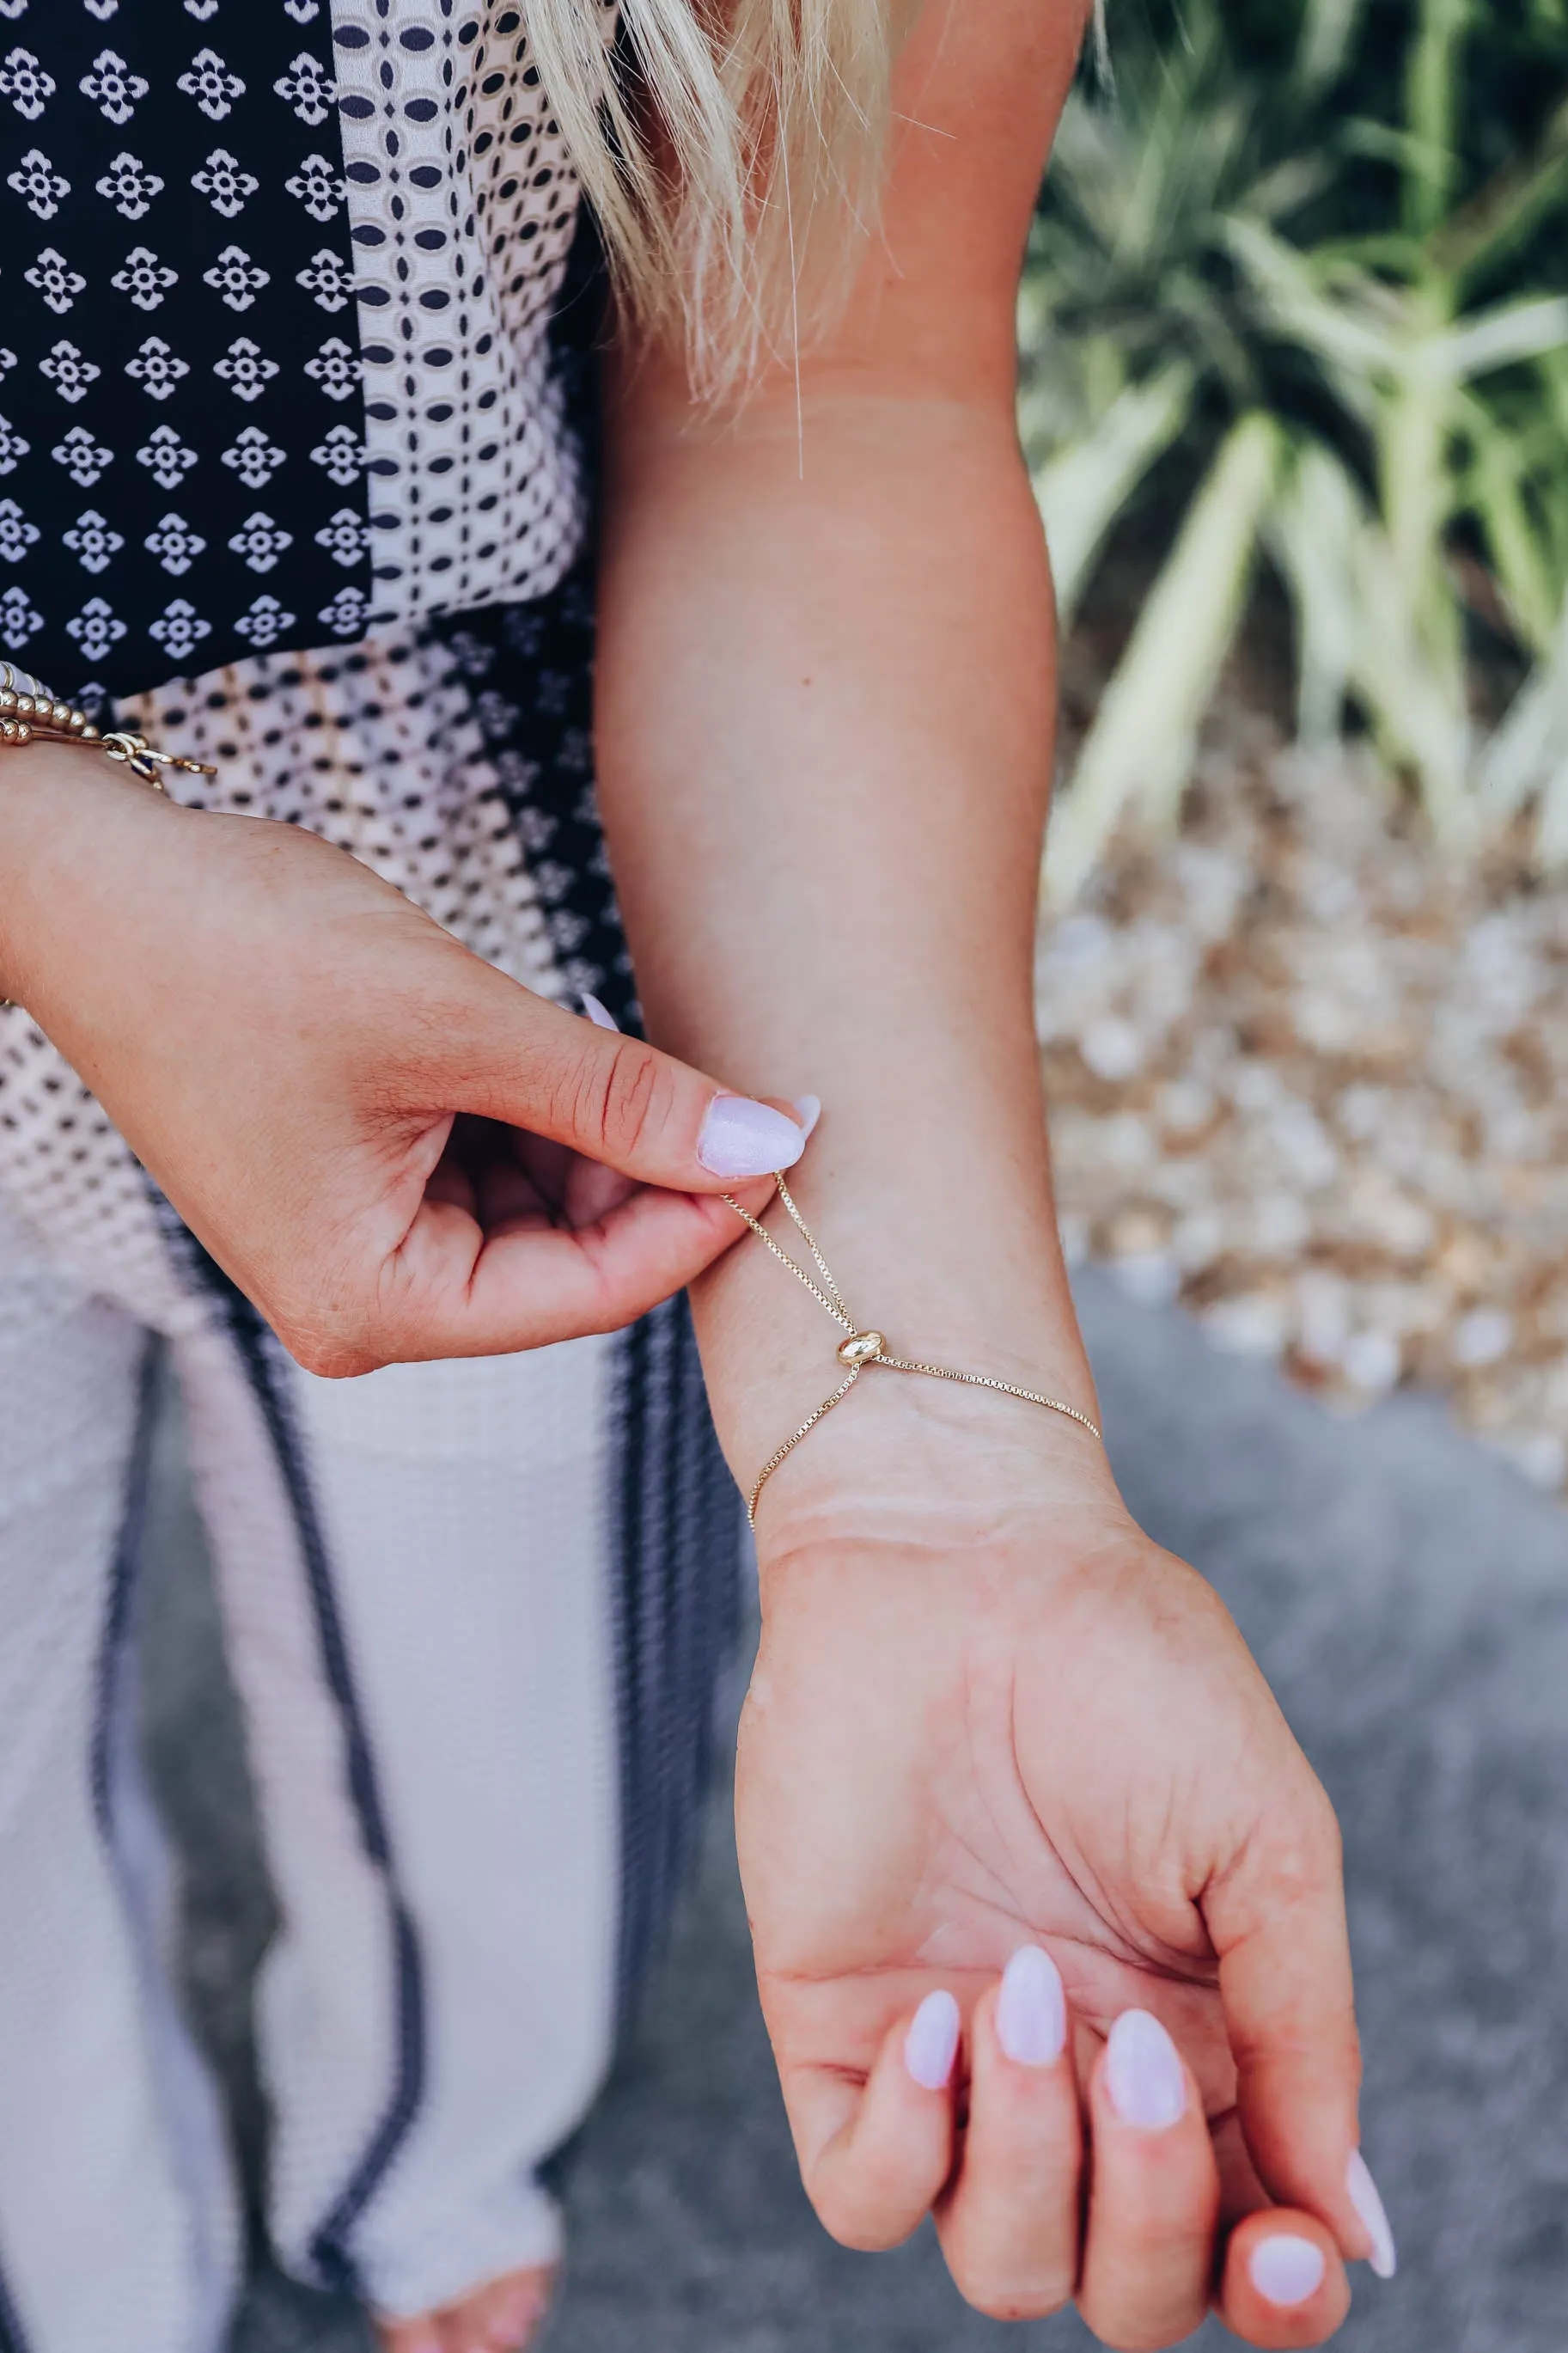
[722, 1172, 1103, 1525]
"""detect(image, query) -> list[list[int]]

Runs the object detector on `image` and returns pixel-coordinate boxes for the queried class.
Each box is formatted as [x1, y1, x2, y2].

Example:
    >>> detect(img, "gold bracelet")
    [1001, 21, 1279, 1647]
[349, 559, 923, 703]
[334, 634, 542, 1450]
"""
[0, 667, 221, 1010]
[0, 665, 215, 790]
[723, 1173, 1103, 1525]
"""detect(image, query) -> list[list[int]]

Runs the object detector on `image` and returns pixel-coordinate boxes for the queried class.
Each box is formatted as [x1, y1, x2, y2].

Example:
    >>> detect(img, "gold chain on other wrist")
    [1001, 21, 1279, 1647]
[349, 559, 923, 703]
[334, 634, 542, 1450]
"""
[0, 666, 216, 790]
[723, 1172, 1103, 1525]
[0, 667, 217, 1008]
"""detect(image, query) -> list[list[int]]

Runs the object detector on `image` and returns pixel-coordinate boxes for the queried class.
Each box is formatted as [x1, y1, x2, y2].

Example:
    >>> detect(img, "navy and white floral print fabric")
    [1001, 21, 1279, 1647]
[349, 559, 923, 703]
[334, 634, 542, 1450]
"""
[0, 2, 601, 703]
[0, 4, 372, 697]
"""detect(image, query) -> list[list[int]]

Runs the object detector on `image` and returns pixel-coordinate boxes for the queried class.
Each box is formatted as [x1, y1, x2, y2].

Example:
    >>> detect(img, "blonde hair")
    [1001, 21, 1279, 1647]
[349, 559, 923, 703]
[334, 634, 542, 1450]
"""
[527, 0, 918, 397]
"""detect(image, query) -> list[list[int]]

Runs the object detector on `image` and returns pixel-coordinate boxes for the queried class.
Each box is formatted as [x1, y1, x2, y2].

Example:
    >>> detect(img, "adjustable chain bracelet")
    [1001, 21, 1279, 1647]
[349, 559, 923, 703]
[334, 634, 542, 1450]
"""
[0, 666, 216, 790]
[723, 1174, 1103, 1525]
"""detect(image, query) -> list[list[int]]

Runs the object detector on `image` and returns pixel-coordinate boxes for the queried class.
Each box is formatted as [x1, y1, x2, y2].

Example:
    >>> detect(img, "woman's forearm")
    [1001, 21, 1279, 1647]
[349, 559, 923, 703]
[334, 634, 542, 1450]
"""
[595, 382, 1098, 1500]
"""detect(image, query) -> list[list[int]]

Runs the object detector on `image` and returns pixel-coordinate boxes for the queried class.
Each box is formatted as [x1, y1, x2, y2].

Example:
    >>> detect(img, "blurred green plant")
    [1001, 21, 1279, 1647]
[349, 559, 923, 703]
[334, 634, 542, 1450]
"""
[1025, 0, 1568, 897]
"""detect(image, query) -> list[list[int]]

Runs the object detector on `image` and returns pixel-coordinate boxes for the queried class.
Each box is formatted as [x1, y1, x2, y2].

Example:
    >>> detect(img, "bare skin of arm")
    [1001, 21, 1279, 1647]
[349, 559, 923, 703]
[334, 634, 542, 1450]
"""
[596, 2, 1382, 2339]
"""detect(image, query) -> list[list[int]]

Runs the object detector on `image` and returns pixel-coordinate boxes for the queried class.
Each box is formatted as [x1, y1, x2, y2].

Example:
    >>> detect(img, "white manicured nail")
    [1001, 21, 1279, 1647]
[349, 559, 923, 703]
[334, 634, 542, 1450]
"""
[580, 993, 619, 1031]
[996, 1945, 1066, 2067]
[1104, 2008, 1187, 2130]
[696, 1094, 806, 1178]
[791, 1094, 821, 1140]
[1347, 2149, 1397, 2279]
[904, 1990, 961, 2091]
[1249, 2234, 1327, 2307]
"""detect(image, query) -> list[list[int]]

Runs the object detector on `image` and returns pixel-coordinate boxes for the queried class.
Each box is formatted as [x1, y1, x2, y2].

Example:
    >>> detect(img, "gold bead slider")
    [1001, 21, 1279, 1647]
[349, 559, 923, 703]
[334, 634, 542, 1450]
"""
[725, 1174, 1105, 1525]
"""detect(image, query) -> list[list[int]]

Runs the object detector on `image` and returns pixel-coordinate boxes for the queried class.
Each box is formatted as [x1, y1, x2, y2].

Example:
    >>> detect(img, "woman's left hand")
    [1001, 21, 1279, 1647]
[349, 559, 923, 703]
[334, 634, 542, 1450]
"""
[0, 751, 804, 1374]
[735, 1404, 1383, 2347]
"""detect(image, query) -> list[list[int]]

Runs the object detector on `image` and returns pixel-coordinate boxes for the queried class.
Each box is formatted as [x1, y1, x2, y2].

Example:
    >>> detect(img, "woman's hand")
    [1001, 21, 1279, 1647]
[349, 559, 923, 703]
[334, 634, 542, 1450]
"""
[0, 749, 804, 1370]
[735, 1393, 1388, 2349]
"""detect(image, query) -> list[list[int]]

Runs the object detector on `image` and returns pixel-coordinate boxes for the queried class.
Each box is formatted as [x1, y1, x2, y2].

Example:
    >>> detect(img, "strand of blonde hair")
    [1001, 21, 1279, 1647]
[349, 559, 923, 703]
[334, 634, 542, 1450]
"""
[526, 0, 918, 399]
[525, 0, 1108, 399]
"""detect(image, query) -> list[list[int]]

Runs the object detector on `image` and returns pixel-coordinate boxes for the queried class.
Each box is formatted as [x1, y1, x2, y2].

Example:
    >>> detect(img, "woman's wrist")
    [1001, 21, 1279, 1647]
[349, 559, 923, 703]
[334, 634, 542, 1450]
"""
[690, 1109, 1109, 1541]
[747, 1369, 1124, 1568]
[0, 739, 174, 1005]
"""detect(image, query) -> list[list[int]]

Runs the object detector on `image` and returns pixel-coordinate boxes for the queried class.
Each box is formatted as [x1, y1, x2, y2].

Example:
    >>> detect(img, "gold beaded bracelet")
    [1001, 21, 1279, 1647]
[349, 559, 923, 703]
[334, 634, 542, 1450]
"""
[722, 1173, 1103, 1525]
[0, 666, 216, 789]
[0, 667, 219, 1008]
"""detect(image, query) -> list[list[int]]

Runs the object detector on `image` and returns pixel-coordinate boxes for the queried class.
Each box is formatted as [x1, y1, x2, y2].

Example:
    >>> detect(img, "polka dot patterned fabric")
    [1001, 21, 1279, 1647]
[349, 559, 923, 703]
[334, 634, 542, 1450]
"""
[336, 0, 613, 628]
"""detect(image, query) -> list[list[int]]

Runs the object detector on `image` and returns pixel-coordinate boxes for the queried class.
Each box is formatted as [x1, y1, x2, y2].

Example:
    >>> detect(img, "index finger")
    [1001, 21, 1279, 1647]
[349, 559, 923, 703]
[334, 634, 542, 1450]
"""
[1203, 1781, 1386, 2272]
[383, 1182, 760, 1359]
[775, 1986, 961, 2254]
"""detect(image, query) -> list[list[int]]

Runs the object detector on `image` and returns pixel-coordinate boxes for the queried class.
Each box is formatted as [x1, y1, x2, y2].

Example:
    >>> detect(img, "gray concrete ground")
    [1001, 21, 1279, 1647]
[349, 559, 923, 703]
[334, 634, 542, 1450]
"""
[138, 1274, 1568, 2352]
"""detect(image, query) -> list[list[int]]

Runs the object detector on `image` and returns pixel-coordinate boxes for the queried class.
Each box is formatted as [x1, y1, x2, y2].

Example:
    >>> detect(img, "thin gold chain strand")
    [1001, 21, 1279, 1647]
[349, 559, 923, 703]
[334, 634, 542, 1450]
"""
[772, 1175, 853, 1321]
[720, 1187, 857, 1331]
[875, 1354, 1104, 1439]
[742, 1369, 862, 1524]
[723, 1173, 1103, 1524]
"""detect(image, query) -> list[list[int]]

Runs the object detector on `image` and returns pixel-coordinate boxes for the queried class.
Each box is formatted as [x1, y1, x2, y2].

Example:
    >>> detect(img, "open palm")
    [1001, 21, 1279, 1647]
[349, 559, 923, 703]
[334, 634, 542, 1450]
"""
[737, 1481, 1386, 2347]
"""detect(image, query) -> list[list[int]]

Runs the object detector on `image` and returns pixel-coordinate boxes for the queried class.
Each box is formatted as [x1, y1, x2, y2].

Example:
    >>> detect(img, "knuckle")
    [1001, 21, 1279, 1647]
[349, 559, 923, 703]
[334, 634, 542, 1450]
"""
[807, 2183, 897, 2255]
[1263, 1794, 1344, 1904]
[804, 2166, 912, 2256]
[821, 2209, 900, 2255]
[570, 1036, 668, 1164]
[1307, 1782, 1346, 1870]
[1232, 1768, 1343, 1918]
[1075, 2297, 1190, 2353]
[275, 1311, 381, 1381]
[949, 2264, 1073, 2323]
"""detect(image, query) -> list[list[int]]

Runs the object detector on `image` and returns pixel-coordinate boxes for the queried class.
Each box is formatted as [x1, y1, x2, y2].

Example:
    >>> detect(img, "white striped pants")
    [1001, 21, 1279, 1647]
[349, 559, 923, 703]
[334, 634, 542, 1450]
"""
[0, 1196, 736, 2353]
[0, 593, 741, 2349]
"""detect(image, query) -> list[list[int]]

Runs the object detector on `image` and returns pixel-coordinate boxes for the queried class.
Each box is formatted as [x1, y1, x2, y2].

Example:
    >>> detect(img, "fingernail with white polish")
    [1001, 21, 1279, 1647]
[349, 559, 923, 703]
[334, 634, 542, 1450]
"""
[1104, 2008, 1187, 2130]
[996, 1944, 1067, 2068]
[1347, 2149, 1398, 2280]
[697, 1094, 806, 1179]
[904, 1989, 961, 2091]
[1249, 2234, 1327, 2308]
[791, 1094, 822, 1141]
[580, 992, 620, 1031]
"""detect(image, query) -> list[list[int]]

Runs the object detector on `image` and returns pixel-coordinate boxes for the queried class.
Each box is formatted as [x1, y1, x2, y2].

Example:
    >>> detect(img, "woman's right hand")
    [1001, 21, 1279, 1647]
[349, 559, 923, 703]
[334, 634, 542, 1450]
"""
[736, 1399, 1376, 2347]
[0, 747, 803, 1372]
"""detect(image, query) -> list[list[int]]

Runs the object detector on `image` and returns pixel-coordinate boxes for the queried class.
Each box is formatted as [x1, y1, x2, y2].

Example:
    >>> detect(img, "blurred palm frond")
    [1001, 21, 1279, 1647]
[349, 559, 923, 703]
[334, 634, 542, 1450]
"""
[1026, 0, 1568, 895]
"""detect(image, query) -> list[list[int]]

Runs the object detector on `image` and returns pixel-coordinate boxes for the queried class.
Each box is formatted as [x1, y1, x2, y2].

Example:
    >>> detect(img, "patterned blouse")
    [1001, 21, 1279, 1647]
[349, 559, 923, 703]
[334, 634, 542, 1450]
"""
[0, 1, 637, 1333]
[0, 0, 608, 703]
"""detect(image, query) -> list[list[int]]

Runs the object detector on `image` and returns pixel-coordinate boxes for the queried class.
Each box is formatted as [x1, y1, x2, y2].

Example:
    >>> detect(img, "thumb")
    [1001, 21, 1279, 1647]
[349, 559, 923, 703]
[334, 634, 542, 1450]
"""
[1205, 1782, 1395, 2279]
[448, 973, 809, 1190]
